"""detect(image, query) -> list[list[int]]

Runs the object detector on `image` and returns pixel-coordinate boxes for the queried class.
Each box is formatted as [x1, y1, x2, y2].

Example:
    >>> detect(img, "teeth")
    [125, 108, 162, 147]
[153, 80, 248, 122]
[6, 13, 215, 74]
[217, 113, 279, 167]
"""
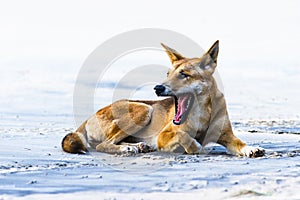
[173, 94, 194, 125]
[185, 97, 191, 110]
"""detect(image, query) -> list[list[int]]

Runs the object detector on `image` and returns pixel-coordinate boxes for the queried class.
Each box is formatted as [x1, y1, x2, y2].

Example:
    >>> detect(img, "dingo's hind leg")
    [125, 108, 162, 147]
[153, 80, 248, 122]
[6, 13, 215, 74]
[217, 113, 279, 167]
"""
[95, 101, 154, 154]
[96, 142, 154, 154]
[120, 142, 154, 153]
[96, 142, 139, 154]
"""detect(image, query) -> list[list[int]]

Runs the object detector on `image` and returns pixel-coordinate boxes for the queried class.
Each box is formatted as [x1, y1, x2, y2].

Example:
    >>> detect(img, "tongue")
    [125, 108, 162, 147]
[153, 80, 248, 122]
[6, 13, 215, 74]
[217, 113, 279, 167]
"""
[174, 96, 189, 124]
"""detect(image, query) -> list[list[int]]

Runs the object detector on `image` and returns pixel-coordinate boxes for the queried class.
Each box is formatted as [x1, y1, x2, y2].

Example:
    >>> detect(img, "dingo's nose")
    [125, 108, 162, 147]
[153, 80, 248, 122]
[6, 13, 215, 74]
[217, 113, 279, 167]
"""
[154, 85, 166, 96]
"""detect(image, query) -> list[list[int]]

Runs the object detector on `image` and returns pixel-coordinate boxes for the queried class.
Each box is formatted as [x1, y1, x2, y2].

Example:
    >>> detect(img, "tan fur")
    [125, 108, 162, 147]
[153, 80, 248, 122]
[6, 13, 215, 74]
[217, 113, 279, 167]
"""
[62, 41, 264, 157]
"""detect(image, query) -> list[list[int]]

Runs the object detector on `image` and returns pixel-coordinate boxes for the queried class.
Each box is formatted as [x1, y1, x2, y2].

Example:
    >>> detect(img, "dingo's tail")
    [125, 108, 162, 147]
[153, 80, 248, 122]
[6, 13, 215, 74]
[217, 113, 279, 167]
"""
[61, 121, 88, 154]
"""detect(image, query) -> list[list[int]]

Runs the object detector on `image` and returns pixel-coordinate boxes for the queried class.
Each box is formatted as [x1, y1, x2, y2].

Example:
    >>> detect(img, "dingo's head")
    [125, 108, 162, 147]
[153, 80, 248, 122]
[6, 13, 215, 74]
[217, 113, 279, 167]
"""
[154, 41, 219, 125]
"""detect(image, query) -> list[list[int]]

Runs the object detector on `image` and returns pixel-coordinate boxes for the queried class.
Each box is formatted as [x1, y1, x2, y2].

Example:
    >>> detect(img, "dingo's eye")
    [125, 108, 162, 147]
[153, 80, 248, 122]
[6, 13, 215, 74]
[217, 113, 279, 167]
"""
[179, 70, 189, 79]
[167, 69, 172, 77]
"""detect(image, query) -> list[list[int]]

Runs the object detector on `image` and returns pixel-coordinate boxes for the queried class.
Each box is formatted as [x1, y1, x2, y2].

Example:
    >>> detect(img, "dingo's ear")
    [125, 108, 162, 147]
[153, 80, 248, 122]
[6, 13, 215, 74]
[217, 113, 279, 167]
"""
[161, 43, 185, 64]
[199, 41, 219, 74]
[206, 40, 219, 63]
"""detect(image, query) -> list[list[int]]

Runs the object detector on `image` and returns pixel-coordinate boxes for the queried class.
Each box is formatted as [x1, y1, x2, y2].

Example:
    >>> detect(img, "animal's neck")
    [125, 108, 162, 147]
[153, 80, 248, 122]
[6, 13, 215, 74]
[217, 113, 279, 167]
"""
[207, 78, 228, 123]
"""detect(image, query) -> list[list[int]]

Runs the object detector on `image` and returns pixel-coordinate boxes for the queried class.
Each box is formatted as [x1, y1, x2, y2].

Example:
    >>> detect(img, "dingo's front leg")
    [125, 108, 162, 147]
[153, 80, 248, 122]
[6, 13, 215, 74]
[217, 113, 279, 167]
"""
[217, 131, 265, 158]
[157, 127, 201, 154]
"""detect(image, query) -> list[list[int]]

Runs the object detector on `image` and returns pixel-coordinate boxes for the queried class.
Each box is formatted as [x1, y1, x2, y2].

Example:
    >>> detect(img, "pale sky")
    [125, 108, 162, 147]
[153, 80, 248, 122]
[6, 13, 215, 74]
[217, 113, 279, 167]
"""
[0, 0, 299, 118]
[0, 0, 299, 65]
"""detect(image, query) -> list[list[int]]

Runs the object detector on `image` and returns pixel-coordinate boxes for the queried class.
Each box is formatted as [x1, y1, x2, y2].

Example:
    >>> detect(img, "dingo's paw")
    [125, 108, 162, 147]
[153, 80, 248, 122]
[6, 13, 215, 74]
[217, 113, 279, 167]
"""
[136, 142, 154, 153]
[120, 146, 139, 154]
[241, 146, 265, 158]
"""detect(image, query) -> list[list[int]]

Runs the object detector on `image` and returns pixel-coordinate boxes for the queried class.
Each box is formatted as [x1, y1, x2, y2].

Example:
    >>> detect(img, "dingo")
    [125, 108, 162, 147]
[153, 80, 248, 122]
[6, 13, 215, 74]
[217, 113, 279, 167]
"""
[62, 41, 264, 157]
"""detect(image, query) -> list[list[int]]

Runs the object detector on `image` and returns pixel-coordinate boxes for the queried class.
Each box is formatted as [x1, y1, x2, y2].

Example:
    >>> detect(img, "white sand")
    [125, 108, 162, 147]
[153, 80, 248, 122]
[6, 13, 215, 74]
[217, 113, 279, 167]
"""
[0, 115, 299, 199]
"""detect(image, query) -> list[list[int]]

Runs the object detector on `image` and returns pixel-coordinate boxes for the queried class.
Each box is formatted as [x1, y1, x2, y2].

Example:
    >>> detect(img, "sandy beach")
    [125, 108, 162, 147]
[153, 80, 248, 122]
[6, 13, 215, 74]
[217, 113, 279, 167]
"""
[0, 114, 299, 200]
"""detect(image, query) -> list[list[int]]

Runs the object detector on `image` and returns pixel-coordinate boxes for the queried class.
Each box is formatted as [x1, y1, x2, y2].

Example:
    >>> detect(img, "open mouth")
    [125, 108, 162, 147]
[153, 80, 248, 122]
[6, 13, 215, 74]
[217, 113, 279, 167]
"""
[173, 93, 194, 125]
